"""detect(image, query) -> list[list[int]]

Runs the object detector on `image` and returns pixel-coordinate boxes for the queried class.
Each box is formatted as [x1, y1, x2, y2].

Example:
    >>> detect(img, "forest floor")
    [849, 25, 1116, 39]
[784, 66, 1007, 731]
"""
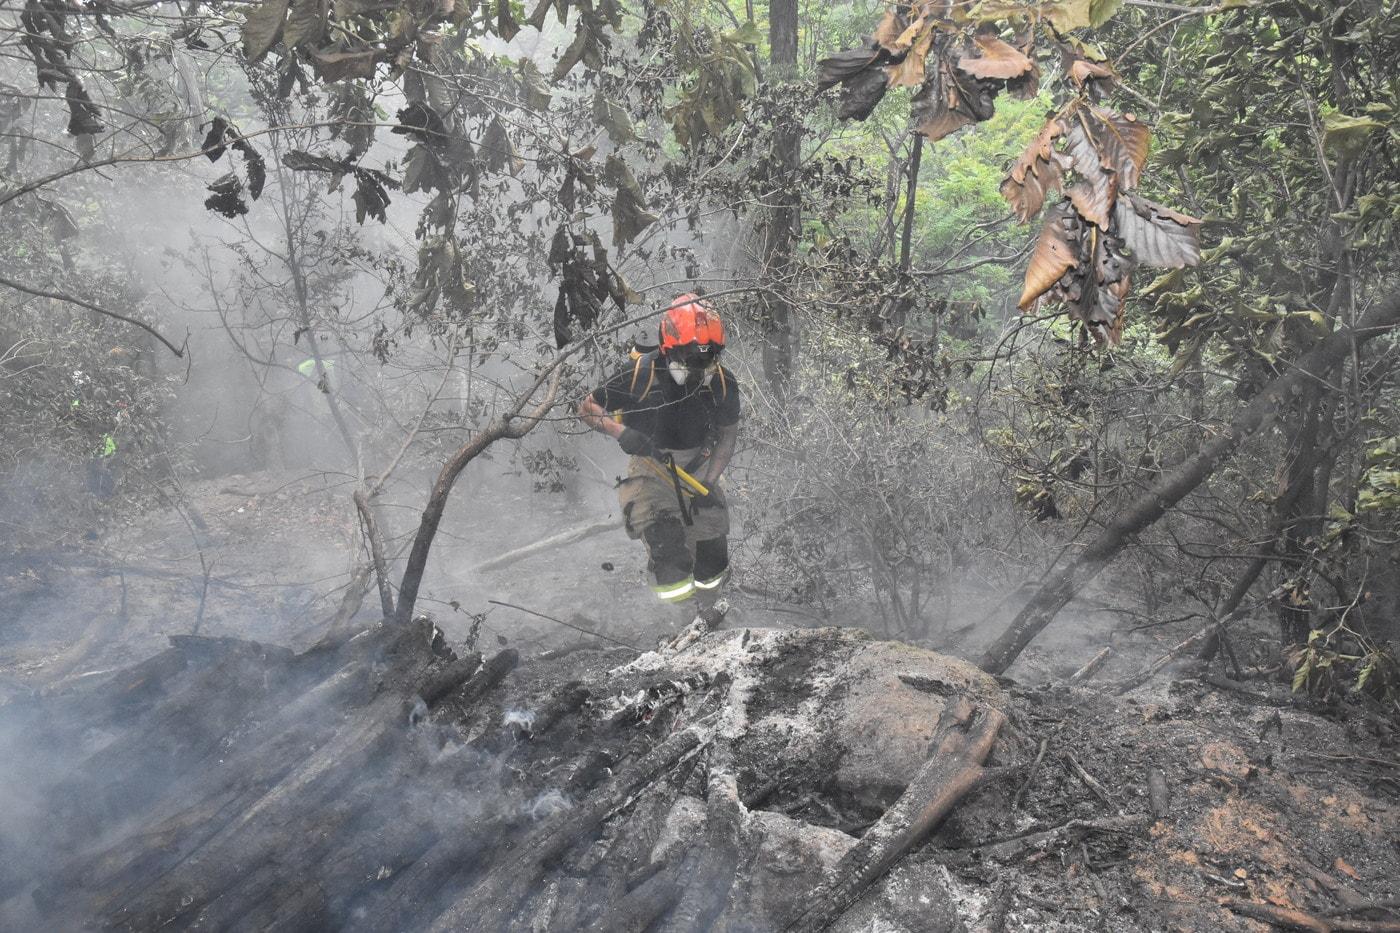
[1, 466, 1398, 931]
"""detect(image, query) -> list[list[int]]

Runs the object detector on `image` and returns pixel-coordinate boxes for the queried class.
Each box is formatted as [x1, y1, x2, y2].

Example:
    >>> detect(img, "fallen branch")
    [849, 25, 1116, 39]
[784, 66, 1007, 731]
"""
[1105, 623, 1215, 694]
[1011, 739, 1048, 811]
[785, 696, 1006, 932]
[475, 520, 618, 572]
[978, 291, 1400, 675]
[1063, 753, 1113, 806]
[1225, 898, 1400, 932]
[1069, 646, 1113, 684]
[943, 815, 1147, 866]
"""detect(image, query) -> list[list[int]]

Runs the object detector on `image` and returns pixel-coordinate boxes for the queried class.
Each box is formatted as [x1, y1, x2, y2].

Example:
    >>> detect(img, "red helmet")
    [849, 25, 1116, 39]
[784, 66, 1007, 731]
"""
[658, 294, 725, 357]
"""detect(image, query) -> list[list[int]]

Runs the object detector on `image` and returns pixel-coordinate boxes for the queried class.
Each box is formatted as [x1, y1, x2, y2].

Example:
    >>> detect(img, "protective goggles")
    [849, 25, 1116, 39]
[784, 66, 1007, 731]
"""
[668, 342, 722, 369]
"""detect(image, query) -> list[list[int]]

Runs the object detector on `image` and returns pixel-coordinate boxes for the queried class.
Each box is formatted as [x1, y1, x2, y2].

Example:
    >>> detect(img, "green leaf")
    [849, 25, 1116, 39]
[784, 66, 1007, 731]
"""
[1322, 111, 1384, 158]
[1088, 0, 1123, 27]
[723, 21, 763, 45]
[1044, 0, 1092, 33]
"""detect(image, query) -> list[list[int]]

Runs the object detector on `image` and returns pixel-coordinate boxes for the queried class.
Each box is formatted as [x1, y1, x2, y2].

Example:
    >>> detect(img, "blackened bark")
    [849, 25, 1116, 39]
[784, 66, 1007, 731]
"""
[394, 371, 560, 625]
[759, 0, 800, 397]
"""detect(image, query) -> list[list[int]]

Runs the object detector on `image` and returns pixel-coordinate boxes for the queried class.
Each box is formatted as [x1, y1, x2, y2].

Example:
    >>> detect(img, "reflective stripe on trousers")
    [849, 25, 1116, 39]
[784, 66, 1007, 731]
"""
[651, 577, 695, 603]
[693, 568, 728, 591]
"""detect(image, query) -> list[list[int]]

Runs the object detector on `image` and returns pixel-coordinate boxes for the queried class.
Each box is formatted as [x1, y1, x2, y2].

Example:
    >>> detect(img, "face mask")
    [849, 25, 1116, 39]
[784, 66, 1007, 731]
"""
[668, 359, 716, 387]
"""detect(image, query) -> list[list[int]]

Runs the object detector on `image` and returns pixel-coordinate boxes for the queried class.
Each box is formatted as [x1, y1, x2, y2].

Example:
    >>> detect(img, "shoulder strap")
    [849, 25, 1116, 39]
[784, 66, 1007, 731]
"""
[630, 350, 659, 400]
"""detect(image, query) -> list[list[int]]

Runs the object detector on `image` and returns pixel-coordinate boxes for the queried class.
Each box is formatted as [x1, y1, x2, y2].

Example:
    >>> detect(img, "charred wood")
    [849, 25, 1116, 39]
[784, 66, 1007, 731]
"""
[785, 697, 1006, 933]
[1147, 767, 1170, 820]
[581, 861, 685, 933]
[427, 719, 713, 931]
[659, 740, 746, 932]
[1225, 898, 1400, 932]
[941, 814, 1147, 867]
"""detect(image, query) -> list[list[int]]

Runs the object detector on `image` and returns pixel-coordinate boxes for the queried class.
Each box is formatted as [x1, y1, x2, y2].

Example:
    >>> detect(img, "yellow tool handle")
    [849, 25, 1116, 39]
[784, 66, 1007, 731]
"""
[671, 464, 710, 497]
[641, 457, 710, 497]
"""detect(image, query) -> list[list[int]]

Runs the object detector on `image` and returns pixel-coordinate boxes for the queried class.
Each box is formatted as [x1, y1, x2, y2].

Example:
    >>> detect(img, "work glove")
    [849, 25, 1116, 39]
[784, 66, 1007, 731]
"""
[690, 490, 721, 512]
[617, 427, 658, 459]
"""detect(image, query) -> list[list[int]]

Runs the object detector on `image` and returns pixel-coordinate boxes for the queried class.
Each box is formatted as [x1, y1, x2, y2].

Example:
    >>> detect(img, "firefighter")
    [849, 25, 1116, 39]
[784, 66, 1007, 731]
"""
[578, 295, 740, 610]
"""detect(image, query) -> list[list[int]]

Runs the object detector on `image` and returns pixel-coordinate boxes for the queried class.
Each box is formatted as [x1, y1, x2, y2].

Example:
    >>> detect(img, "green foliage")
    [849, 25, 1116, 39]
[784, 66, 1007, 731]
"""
[1357, 437, 1400, 515]
[1290, 628, 1400, 706]
[1115, 0, 1399, 366]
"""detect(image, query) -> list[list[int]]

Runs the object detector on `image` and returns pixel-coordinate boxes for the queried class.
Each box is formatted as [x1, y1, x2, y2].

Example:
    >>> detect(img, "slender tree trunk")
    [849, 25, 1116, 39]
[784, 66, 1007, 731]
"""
[978, 292, 1400, 675]
[759, 0, 800, 397]
[1273, 383, 1337, 644]
[394, 372, 561, 625]
[353, 489, 395, 619]
[891, 135, 923, 332]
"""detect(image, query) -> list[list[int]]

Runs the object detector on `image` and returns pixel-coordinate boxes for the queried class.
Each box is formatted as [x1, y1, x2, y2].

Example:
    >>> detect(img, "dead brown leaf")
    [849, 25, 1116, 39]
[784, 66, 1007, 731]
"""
[1019, 201, 1081, 309]
[957, 35, 1033, 80]
[1091, 105, 1150, 190]
[1061, 110, 1115, 226]
[309, 48, 378, 82]
[1069, 58, 1116, 90]
[872, 9, 907, 51]
[1001, 117, 1064, 222]
[1115, 192, 1201, 269]
[886, 25, 935, 88]
[1067, 176, 1115, 228]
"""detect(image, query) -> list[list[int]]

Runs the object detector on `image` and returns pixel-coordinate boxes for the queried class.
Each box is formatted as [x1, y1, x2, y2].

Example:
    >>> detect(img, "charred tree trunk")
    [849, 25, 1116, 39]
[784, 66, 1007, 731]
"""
[759, 0, 800, 398]
[394, 370, 560, 625]
[979, 292, 1400, 675]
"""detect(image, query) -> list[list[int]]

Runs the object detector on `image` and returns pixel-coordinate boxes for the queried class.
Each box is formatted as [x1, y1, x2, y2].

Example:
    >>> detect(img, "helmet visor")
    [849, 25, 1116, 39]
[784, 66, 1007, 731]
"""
[669, 342, 721, 370]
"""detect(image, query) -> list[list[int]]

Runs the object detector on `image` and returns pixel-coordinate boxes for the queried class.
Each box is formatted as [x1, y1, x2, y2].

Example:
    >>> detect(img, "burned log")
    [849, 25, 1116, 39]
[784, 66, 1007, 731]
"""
[426, 694, 721, 931]
[785, 696, 1007, 933]
[6, 614, 1031, 933]
[581, 861, 685, 933]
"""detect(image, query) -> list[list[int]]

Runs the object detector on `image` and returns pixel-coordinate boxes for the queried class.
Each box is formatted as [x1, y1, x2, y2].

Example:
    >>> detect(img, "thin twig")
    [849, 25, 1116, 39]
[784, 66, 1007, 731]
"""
[1012, 738, 1049, 810]
[486, 599, 640, 652]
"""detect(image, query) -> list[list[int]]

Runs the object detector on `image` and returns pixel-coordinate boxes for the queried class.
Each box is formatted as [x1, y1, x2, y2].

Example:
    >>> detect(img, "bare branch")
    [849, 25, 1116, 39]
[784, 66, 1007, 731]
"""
[0, 274, 186, 357]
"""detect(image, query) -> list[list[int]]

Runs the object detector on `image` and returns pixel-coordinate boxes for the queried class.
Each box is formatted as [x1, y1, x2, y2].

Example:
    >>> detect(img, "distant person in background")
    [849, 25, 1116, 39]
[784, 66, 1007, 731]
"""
[69, 370, 129, 539]
[69, 370, 125, 501]
[577, 295, 740, 614]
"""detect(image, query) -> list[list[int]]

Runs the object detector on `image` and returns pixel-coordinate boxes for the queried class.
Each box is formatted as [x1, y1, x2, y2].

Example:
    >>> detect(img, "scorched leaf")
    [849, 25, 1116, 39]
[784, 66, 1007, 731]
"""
[1001, 117, 1064, 222]
[1114, 193, 1201, 269]
[1019, 201, 1082, 309]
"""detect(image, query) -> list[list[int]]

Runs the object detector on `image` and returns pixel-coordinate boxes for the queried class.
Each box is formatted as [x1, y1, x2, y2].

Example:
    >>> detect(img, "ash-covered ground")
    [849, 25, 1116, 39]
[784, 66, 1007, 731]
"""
[1, 467, 1397, 932]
